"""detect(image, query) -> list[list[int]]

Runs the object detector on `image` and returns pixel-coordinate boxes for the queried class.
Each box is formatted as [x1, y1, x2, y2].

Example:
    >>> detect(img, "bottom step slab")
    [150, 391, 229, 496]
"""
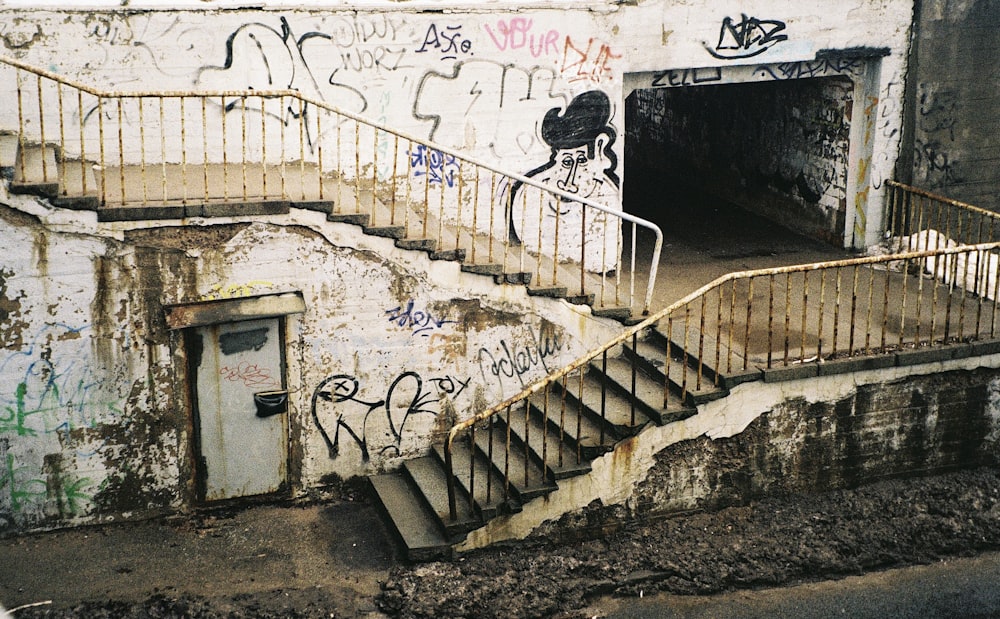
[369, 472, 452, 562]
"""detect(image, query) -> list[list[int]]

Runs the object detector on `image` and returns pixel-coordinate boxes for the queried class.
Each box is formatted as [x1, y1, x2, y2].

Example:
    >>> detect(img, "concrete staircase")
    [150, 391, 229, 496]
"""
[369, 323, 731, 561]
[0, 133, 638, 322]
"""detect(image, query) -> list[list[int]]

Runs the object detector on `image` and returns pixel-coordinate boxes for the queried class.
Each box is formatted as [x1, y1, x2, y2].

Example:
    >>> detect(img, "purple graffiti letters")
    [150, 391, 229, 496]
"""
[407, 144, 460, 187]
[416, 23, 474, 61]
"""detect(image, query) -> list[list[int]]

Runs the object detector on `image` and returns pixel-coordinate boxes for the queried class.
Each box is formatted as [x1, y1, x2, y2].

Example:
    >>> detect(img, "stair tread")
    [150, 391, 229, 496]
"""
[431, 441, 512, 519]
[593, 357, 699, 425]
[473, 416, 557, 501]
[558, 371, 651, 433]
[650, 324, 760, 384]
[369, 472, 451, 561]
[404, 456, 479, 536]
[626, 339, 726, 403]
[507, 398, 594, 478]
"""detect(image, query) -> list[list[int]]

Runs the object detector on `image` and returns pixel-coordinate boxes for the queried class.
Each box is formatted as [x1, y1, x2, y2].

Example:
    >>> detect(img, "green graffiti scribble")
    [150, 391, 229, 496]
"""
[2, 453, 93, 516]
[0, 383, 39, 437]
[4, 453, 46, 511]
[57, 475, 94, 517]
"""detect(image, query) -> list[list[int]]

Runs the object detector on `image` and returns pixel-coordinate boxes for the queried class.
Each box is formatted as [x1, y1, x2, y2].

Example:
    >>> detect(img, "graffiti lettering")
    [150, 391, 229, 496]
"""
[0, 324, 124, 438]
[560, 37, 620, 84]
[311, 371, 467, 461]
[416, 23, 473, 61]
[407, 144, 460, 187]
[413, 60, 562, 155]
[385, 299, 456, 337]
[219, 362, 280, 389]
[754, 58, 863, 81]
[708, 14, 787, 60]
[3, 451, 93, 517]
[914, 139, 962, 188]
[325, 13, 400, 49]
[483, 18, 560, 57]
[477, 325, 565, 391]
[651, 67, 722, 88]
[336, 46, 408, 75]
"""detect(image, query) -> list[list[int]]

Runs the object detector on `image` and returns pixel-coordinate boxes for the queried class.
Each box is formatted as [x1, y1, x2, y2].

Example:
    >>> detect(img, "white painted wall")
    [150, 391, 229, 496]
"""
[0, 0, 915, 531]
[0, 0, 912, 246]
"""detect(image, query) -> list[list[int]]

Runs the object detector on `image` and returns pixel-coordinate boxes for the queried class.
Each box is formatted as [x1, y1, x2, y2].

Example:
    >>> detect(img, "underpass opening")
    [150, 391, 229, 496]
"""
[624, 69, 865, 256]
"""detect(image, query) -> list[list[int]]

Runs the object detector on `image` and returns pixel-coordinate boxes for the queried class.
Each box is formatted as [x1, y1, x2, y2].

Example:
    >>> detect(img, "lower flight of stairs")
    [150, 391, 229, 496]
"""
[369, 324, 735, 561]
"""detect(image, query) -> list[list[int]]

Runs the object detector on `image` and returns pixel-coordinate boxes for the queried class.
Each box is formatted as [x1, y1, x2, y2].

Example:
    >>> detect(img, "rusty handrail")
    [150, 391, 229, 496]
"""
[886, 180, 1000, 247]
[445, 238, 1000, 520]
[0, 55, 663, 314]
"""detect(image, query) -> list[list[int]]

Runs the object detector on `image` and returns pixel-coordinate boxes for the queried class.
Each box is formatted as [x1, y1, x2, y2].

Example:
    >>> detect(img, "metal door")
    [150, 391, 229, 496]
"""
[192, 317, 288, 501]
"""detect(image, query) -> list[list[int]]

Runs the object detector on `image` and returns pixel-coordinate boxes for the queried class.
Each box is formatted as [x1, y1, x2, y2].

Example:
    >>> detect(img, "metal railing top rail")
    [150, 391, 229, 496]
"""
[1, 54, 664, 313]
[887, 180, 997, 221]
[446, 238, 1000, 448]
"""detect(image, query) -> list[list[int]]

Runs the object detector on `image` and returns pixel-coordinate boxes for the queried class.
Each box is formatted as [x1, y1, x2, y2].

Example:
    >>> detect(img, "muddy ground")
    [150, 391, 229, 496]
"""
[5, 467, 1000, 618]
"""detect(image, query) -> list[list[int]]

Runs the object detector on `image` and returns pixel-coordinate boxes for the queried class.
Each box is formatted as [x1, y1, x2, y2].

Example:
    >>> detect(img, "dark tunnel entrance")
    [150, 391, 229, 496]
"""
[624, 76, 856, 256]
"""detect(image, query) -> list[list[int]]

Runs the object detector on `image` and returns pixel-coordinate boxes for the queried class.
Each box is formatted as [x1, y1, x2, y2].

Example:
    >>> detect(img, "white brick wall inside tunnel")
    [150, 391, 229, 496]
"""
[0, 0, 914, 530]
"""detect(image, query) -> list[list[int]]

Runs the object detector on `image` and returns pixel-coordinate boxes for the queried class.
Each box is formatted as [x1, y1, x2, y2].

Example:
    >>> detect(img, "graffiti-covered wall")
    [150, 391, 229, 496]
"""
[0, 0, 917, 532]
[0, 186, 618, 533]
[904, 0, 1000, 212]
[0, 0, 913, 246]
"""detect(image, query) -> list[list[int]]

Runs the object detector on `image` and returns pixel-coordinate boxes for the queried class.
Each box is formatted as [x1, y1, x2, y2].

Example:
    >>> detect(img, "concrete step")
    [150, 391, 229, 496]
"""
[502, 399, 592, 480]
[648, 324, 762, 389]
[624, 338, 728, 406]
[12, 143, 58, 186]
[430, 441, 516, 521]
[589, 357, 680, 426]
[402, 455, 479, 539]
[552, 370, 649, 439]
[473, 414, 557, 502]
[369, 472, 451, 562]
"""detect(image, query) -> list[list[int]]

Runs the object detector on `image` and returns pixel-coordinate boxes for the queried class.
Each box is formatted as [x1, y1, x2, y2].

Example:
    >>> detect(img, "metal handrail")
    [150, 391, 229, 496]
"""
[0, 54, 663, 314]
[886, 180, 1000, 247]
[445, 238, 1000, 519]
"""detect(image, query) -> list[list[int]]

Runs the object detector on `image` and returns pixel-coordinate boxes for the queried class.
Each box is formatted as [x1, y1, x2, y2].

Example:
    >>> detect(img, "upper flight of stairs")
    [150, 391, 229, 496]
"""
[0, 133, 638, 323]
[369, 322, 734, 561]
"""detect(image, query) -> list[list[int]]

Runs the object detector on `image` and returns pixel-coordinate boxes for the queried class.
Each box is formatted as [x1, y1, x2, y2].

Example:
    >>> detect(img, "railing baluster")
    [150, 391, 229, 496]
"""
[664, 316, 673, 409]
[36, 75, 48, 183]
[801, 271, 809, 362]
[783, 274, 791, 365]
[468, 423, 476, 516]
[98, 98, 106, 206]
[486, 414, 494, 506]
[299, 96, 306, 201]
[77, 90, 87, 196]
[159, 98, 166, 203]
[201, 97, 208, 205]
[832, 267, 842, 358]
[221, 96, 229, 202]
[15, 68, 26, 183]
[116, 98, 125, 205]
[57, 83, 66, 194]
[182, 96, 191, 204]
[766, 274, 775, 369]
[817, 271, 826, 360]
[137, 97, 147, 205]
[630, 332, 638, 426]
